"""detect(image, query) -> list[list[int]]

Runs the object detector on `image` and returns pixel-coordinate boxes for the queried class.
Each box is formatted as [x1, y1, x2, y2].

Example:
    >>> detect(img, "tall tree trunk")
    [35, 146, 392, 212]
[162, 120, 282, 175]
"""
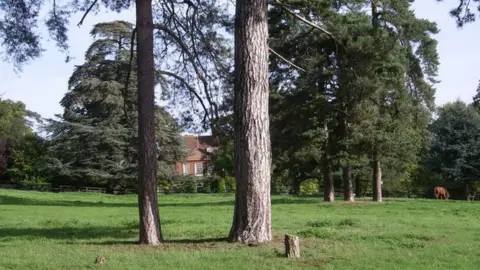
[354, 173, 361, 197]
[136, 0, 161, 245]
[292, 178, 300, 195]
[229, 0, 272, 244]
[323, 124, 334, 202]
[343, 166, 354, 201]
[372, 155, 382, 202]
[323, 159, 334, 201]
[338, 111, 353, 202]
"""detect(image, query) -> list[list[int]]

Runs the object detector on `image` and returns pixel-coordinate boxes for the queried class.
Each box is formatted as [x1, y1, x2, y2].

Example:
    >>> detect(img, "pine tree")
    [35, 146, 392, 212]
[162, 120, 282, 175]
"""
[426, 101, 480, 199]
[44, 20, 184, 202]
[267, 0, 439, 202]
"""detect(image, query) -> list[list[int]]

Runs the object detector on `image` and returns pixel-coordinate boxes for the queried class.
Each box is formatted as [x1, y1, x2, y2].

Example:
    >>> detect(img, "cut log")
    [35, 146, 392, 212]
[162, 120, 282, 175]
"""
[284, 234, 300, 258]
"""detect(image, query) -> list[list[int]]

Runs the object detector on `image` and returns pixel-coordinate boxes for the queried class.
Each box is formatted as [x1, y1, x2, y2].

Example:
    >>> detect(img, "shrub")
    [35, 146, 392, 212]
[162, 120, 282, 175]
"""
[201, 175, 220, 193]
[218, 178, 226, 193]
[182, 178, 197, 193]
[159, 181, 171, 194]
[300, 178, 319, 195]
[202, 181, 211, 193]
[223, 175, 236, 193]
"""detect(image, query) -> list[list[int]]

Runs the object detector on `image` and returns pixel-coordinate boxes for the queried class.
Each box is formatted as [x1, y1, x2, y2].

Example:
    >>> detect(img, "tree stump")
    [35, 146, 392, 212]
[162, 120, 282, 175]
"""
[284, 234, 300, 258]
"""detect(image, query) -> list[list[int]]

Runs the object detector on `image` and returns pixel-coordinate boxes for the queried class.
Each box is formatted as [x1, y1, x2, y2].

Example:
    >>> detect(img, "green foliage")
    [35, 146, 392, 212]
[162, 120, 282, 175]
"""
[0, 99, 43, 183]
[424, 101, 480, 197]
[267, 0, 439, 198]
[5, 134, 48, 187]
[223, 175, 236, 193]
[202, 181, 212, 193]
[159, 180, 171, 195]
[217, 178, 226, 193]
[299, 178, 319, 195]
[42, 21, 184, 189]
[171, 175, 198, 193]
[0, 99, 33, 144]
[182, 179, 197, 194]
[208, 139, 234, 177]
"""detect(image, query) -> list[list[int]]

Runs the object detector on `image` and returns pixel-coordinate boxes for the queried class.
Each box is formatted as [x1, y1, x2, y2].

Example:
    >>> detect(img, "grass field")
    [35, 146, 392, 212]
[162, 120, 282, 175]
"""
[1, 189, 480, 270]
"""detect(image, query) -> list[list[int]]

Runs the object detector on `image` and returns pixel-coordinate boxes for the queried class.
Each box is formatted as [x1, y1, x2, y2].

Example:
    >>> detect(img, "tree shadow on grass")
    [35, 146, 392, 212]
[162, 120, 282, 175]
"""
[0, 225, 137, 243]
[0, 194, 319, 208]
[0, 194, 234, 208]
[0, 223, 229, 246]
[164, 237, 229, 244]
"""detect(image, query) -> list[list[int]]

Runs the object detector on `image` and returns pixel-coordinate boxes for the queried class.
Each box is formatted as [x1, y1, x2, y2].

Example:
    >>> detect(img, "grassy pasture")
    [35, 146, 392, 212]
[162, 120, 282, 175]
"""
[0, 189, 480, 269]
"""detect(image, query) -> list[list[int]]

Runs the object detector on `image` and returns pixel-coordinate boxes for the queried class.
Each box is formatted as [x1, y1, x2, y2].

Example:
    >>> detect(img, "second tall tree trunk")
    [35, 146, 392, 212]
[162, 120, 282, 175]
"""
[343, 166, 354, 201]
[229, 0, 272, 244]
[136, 0, 162, 245]
[372, 155, 382, 202]
[323, 123, 334, 202]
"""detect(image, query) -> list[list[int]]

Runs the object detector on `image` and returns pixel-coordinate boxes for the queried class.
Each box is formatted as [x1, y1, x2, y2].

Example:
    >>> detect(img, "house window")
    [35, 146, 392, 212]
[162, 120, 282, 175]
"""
[183, 163, 189, 175]
[195, 163, 204, 176]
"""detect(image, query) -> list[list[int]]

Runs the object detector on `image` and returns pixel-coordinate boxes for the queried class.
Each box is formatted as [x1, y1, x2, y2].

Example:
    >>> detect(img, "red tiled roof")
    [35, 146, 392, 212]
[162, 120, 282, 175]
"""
[183, 135, 218, 161]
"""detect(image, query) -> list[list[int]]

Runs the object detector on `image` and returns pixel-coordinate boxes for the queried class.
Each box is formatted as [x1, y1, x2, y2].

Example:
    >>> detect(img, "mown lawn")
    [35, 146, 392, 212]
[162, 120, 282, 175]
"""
[0, 189, 479, 269]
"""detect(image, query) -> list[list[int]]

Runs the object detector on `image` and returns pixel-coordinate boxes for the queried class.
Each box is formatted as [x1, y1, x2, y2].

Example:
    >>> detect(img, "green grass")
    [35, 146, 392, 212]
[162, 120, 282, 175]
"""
[1, 189, 480, 269]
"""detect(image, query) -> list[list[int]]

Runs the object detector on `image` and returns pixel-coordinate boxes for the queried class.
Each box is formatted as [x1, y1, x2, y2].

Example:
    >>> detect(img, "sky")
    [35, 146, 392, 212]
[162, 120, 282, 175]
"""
[1, 1, 479, 123]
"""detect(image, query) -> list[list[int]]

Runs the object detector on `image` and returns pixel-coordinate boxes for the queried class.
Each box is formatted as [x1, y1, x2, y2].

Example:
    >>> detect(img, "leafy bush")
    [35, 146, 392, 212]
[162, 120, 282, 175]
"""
[182, 178, 197, 193]
[223, 175, 236, 193]
[202, 181, 211, 193]
[218, 178, 226, 193]
[300, 178, 319, 195]
[201, 175, 220, 193]
[159, 180, 171, 194]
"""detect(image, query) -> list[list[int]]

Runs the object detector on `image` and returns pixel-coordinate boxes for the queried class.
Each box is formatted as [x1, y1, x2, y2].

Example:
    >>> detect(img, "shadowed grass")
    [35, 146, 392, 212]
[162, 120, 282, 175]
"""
[1, 189, 480, 269]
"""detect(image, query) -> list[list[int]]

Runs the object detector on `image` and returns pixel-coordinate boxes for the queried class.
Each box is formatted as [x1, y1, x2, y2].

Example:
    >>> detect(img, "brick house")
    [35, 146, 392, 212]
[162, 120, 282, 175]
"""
[175, 135, 218, 177]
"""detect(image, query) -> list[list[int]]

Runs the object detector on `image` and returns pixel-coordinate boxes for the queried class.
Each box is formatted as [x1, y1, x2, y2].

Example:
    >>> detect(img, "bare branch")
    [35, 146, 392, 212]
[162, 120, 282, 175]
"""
[153, 23, 220, 120]
[125, 27, 136, 96]
[121, 27, 137, 125]
[77, 0, 99, 27]
[271, 0, 334, 38]
[269, 47, 306, 72]
[157, 69, 211, 125]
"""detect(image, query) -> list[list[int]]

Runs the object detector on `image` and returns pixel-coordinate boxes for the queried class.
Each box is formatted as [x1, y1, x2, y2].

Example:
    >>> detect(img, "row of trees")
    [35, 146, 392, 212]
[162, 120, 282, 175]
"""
[208, 0, 438, 204]
[1, 0, 478, 246]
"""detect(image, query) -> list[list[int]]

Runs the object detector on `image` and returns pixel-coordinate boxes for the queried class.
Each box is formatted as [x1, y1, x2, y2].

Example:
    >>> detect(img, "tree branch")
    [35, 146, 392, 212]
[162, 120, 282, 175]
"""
[153, 23, 220, 121]
[157, 69, 211, 125]
[121, 27, 137, 125]
[77, 0, 99, 27]
[269, 47, 306, 72]
[270, 0, 334, 38]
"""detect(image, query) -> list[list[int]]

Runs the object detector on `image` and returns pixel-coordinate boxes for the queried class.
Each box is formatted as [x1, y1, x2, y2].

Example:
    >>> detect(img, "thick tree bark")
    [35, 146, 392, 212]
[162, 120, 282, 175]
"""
[136, 0, 162, 245]
[372, 156, 382, 202]
[343, 166, 354, 201]
[229, 0, 272, 244]
[323, 124, 334, 202]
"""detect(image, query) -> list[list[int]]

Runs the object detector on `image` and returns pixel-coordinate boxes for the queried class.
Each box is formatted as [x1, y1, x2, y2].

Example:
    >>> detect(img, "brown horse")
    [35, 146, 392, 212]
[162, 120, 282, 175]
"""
[434, 186, 450, 200]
